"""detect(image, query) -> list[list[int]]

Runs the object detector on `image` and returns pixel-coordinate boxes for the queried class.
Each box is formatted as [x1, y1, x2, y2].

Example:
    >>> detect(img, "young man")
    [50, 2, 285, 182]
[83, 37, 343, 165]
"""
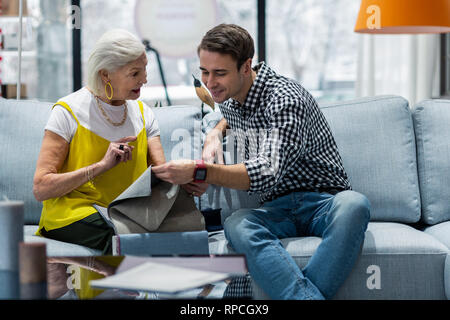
[152, 24, 370, 300]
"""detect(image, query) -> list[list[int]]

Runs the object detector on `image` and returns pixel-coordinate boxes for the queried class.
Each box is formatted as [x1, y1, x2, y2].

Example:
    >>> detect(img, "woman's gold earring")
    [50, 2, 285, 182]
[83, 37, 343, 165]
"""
[105, 82, 114, 100]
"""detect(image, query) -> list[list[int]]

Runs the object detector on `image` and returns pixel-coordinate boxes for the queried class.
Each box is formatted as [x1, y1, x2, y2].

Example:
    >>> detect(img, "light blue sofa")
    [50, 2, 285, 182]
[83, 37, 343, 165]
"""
[1, 95, 450, 299]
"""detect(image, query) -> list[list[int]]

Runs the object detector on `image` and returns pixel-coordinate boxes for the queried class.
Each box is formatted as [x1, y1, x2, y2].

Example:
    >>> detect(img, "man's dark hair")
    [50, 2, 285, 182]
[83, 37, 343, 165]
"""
[198, 24, 255, 70]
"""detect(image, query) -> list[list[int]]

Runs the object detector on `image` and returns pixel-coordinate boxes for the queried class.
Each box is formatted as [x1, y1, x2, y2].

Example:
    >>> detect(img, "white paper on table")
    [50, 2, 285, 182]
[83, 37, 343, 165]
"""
[89, 261, 231, 293]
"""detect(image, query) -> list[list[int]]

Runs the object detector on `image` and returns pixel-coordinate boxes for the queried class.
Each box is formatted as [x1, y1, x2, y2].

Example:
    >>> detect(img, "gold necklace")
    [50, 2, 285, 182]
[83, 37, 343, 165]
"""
[95, 96, 128, 126]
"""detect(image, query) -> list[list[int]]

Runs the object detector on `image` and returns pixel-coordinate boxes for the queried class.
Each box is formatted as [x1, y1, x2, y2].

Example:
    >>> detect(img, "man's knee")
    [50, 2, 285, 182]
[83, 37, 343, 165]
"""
[224, 209, 249, 232]
[333, 191, 371, 227]
[224, 209, 253, 245]
[223, 208, 271, 252]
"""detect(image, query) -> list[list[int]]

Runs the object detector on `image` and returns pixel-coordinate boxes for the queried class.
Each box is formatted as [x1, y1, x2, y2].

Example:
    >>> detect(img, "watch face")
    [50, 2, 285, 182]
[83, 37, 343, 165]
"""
[195, 168, 207, 180]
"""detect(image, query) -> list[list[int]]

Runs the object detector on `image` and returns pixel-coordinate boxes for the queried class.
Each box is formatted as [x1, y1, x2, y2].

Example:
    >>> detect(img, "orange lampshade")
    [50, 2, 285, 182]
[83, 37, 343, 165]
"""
[354, 0, 450, 34]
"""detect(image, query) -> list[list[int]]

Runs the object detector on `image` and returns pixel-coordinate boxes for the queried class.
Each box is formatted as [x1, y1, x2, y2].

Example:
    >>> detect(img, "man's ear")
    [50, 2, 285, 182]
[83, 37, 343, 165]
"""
[240, 58, 253, 76]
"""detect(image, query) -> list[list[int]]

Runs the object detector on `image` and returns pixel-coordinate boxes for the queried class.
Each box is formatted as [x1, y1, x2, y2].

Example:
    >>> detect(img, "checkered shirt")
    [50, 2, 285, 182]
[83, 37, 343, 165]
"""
[218, 62, 351, 203]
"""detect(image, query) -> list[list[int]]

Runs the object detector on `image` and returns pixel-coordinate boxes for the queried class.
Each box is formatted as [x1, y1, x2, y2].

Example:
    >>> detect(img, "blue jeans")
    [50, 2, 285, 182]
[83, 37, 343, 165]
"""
[223, 190, 370, 300]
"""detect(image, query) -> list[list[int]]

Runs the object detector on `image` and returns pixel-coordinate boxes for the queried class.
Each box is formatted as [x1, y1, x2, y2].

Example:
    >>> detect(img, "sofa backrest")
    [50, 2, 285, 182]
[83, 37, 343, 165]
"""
[201, 95, 422, 224]
[0, 99, 201, 225]
[412, 99, 450, 225]
[0, 98, 52, 224]
[321, 95, 421, 223]
[152, 106, 202, 161]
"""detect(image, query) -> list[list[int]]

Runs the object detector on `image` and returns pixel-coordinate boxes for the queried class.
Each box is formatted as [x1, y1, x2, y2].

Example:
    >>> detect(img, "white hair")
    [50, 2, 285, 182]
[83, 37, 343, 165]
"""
[87, 29, 146, 96]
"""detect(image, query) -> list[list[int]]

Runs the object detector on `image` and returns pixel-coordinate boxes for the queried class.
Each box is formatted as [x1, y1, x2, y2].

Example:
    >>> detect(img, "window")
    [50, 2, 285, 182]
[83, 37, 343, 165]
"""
[80, 0, 257, 106]
[0, 0, 72, 102]
[9, 1, 444, 103]
[2, 0, 257, 103]
[266, 0, 359, 102]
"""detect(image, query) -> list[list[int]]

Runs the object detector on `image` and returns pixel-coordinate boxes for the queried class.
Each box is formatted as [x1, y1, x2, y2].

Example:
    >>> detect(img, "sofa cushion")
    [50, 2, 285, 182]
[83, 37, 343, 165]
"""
[424, 221, 450, 249]
[24, 225, 101, 256]
[210, 222, 449, 299]
[0, 98, 52, 224]
[412, 99, 450, 225]
[320, 95, 421, 223]
[336, 222, 448, 299]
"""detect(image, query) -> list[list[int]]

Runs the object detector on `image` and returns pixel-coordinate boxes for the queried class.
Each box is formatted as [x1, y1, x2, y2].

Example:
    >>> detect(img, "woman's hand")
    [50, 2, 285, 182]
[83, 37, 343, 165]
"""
[181, 182, 209, 197]
[99, 136, 136, 171]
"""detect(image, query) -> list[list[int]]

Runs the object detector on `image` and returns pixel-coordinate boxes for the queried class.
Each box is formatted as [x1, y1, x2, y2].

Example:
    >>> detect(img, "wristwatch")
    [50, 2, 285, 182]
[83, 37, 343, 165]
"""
[193, 160, 207, 183]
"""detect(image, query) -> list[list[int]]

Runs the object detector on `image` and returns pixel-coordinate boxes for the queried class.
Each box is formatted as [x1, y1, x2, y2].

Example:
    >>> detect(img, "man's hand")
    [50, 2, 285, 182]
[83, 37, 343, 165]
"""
[152, 159, 196, 185]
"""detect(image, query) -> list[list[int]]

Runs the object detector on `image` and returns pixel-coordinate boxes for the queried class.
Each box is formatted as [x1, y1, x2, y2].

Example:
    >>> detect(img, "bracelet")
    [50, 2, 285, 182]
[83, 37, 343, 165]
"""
[86, 165, 94, 183]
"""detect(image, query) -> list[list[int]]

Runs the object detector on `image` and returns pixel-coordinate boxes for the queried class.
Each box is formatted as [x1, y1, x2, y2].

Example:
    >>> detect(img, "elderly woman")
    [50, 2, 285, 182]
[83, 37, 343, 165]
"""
[32, 29, 166, 254]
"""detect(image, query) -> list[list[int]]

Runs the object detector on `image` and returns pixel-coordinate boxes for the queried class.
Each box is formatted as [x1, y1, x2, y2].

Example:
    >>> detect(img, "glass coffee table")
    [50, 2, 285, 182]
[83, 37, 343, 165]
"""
[46, 255, 248, 300]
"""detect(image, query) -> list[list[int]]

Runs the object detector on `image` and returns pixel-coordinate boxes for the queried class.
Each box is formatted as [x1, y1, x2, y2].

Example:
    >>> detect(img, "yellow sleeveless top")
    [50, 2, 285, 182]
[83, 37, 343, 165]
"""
[37, 100, 148, 234]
